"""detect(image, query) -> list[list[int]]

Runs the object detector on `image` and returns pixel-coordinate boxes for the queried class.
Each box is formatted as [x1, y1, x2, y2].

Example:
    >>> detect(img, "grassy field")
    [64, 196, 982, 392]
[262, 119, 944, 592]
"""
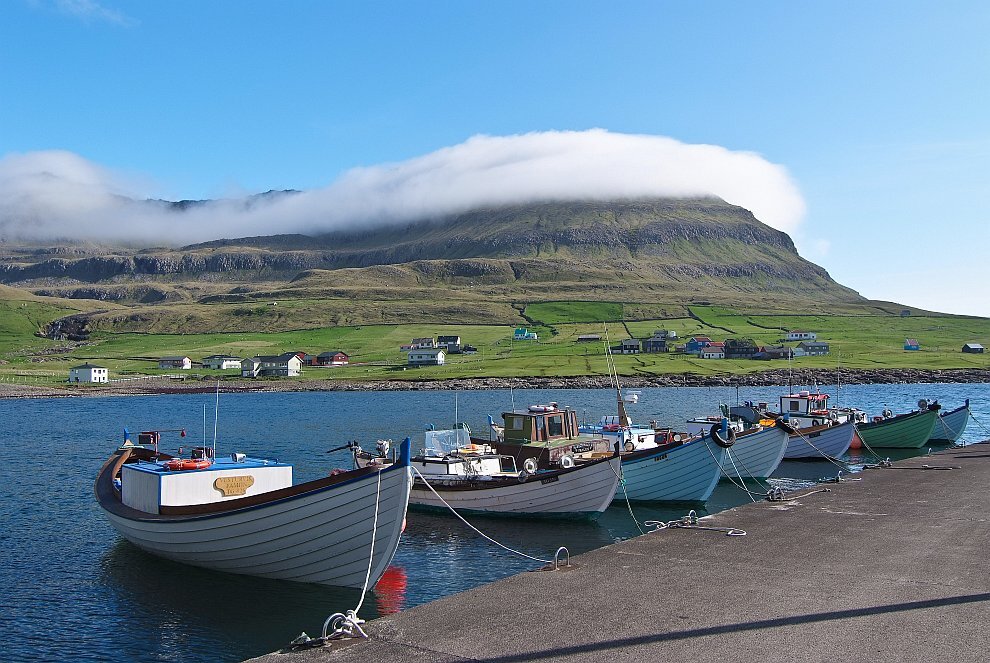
[2, 296, 988, 387]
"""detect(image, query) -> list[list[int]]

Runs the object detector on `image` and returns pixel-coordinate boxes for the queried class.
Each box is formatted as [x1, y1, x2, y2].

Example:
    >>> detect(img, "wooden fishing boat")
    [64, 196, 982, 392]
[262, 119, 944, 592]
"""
[353, 430, 620, 519]
[855, 404, 940, 449]
[618, 432, 727, 502]
[928, 400, 970, 443]
[783, 419, 859, 459]
[95, 431, 413, 588]
[725, 424, 790, 479]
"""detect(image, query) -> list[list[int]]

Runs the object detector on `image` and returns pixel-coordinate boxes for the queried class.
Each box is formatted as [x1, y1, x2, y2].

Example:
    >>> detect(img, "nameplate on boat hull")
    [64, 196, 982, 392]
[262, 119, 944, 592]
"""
[214, 475, 256, 496]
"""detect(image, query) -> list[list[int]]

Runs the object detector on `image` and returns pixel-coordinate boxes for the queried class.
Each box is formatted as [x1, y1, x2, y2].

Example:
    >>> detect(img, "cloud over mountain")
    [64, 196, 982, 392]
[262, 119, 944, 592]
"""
[0, 130, 806, 245]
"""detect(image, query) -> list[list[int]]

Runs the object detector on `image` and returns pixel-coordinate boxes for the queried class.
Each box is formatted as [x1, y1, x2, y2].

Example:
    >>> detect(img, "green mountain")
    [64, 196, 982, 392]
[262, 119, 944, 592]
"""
[0, 197, 889, 334]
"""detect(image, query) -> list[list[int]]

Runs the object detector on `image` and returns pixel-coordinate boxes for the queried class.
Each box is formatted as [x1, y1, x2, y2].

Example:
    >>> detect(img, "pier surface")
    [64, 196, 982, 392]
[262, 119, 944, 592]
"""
[251, 444, 990, 662]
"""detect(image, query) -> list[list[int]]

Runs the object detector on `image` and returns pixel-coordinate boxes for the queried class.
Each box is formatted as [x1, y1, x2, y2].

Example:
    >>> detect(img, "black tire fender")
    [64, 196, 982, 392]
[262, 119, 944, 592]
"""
[710, 423, 736, 448]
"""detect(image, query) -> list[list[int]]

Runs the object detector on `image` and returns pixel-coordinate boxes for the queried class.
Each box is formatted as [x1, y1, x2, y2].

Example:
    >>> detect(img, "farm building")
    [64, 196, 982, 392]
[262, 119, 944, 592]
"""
[408, 349, 446, 366]
[158, 356, 191, 370]
[786, 331, 817, 341]
[700, 341, 725, 359]
[68, 363, 108, 383]
[577, 334, 602, 343]
[724, 338, 758, 359]
[904, 339, 920, 351]
[963, 343, 985, 354]
[202, 355, 241, 370]
[410, 337, 437, 349]
[316, 351, 349, 366]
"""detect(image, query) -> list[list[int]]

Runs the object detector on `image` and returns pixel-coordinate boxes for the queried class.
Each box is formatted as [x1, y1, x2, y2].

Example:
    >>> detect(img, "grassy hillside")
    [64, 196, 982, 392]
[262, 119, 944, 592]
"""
[2, 304, 986, 387]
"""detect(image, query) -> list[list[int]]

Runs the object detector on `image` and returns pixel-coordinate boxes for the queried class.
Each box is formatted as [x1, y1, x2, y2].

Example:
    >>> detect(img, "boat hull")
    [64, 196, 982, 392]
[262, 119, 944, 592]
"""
[856, 409, 939, 449]
[784, 420, 858, 459]
[724, 426, 789, 478]
[617, 436, 725, 503]
[928, 402, 969, 442]
[408, 455, 621, 518]
[97, 449, 413, 589]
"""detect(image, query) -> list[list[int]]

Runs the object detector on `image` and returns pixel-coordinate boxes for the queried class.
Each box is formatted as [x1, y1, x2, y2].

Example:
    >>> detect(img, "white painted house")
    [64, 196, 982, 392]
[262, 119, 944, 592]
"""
[68, 363, 109, 383]
[786, 331, 817, 341]
[241, 353, 302, 377]
[202, 355, 242, 370]
[408, 349, 446, 366]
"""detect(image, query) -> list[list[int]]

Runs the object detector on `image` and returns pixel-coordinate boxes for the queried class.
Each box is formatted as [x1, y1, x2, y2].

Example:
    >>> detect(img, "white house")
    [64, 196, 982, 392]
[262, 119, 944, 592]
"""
[786, 331, 817, 341]
[159, 356, 192, 369]
[202, 355, 242, 370]
[68, 363, 108, 383]
[514, 328, 538, 341]
[242, 353, 302, 377]
[410, 337, 436, 349]
[408, 349, 446, 366]
[701, 348, 725, 359]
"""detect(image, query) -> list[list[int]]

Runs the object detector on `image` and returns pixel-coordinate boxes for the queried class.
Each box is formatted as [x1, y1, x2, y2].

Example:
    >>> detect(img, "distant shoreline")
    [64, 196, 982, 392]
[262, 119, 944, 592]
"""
[2, 367, 988, 400]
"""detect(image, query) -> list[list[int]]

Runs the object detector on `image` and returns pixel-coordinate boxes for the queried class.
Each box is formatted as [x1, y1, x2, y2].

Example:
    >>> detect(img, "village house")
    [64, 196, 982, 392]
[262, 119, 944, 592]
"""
[700, 341, 725, 359]
[410, 337, 436, 350]
[408, 348, 446, 366]
[786, 330, 817, 341]
[514, 328, 538, 341]
[684, 336, 712, 355]
[68, 363, 108, 383]
[316, 351, 349, 366]
[437, 335, 462, 353]
[158, 356, 192, 370]
[962, 343, 985, 354]
[904, 338, 920, 351]
[241, 353, 302, 378]
[202, 355, 242, 370]
[611, 339, 641, 355]
[642, 331, 669, 353]
[724, 338, 758, 360]
[797, 341, 830, 356]
[754, 345, 794, 360]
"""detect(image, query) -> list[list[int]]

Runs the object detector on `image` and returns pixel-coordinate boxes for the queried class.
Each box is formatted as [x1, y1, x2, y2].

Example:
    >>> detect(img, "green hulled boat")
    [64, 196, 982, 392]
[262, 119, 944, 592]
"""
[856, 406, 940, 449]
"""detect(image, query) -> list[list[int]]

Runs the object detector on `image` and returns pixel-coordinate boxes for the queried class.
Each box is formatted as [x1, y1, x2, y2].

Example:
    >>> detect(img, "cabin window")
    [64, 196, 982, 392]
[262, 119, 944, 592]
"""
[535, 417, 546, 439]
[548, 415, 564, 437]
[507, 416, 523, 430]
[789, 401, 800, 412]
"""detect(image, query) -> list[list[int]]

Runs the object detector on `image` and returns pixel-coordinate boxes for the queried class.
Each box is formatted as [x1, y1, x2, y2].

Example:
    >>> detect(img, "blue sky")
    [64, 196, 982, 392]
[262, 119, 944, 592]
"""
[2, 1, 988, 316]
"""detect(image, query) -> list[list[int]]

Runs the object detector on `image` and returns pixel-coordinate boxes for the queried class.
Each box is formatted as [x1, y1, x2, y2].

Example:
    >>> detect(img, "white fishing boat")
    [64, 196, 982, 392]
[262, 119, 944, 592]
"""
[95, 430, 413, 588]
[354, 429, 620, 519]
[928, 400, 970, 443]
[783, 419, 859, 459]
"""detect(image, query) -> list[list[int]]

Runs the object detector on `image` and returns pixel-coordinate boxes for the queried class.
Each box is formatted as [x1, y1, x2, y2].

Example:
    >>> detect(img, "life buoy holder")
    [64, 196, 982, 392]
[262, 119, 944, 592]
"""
[882, 408, 893, 419]
[523, 458, 538, 473]
[164, 458, 213, 471]
[709, 423, 736, 448]
[624, 441, 636, 452]
[560, 454, 575, 469]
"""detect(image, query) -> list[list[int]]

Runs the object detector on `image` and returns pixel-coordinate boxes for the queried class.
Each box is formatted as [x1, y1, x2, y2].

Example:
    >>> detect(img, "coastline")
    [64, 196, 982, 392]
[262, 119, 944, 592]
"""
[2, 367, 988, 400]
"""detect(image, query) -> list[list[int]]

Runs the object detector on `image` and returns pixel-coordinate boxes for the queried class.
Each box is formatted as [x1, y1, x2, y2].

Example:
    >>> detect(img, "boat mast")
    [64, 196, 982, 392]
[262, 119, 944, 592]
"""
[602, 324, 631, 427]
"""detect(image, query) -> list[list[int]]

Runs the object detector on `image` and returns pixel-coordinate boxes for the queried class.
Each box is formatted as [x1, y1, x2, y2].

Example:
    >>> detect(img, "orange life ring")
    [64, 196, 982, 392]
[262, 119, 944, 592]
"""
[165, 458, 213, 471]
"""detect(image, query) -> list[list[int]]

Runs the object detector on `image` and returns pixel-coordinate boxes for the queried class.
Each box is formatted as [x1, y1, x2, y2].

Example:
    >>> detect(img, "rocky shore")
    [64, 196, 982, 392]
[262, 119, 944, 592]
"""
[2, 367, 988, 400]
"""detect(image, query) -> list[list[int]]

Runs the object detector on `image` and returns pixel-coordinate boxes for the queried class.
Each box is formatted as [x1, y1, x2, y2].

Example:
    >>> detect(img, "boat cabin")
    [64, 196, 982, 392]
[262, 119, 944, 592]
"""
[502, 404, 581, 444]
[120, 451, 292, 515]
[779, 391, 830, 417]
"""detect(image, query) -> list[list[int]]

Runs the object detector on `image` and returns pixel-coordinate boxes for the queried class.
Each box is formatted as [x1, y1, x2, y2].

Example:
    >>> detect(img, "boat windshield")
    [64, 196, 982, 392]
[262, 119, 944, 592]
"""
[424, 428, 471, 455]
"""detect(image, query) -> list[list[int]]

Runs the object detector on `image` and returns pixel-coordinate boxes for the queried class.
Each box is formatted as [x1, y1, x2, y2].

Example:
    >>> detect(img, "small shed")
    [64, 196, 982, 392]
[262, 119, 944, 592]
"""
[576, 334, 601, 343]
[68, 363, 108, 383]
[962, 343, 985, 354]
[904, 339, 920, 351]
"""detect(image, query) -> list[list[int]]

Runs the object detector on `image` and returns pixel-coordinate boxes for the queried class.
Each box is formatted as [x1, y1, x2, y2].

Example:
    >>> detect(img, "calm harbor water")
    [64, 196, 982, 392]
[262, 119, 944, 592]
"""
[2, 383, 987, 662]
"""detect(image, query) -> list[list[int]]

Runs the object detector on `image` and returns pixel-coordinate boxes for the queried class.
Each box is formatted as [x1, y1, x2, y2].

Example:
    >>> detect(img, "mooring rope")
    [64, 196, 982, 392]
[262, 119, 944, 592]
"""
[410, 465, 555, 564]
[701, 438, 766, 502]
[643, 509, 746, 536]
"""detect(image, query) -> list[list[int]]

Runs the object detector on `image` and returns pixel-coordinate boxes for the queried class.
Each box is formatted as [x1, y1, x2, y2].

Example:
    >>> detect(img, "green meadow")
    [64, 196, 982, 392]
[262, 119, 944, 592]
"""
[1, 297, 987, 387]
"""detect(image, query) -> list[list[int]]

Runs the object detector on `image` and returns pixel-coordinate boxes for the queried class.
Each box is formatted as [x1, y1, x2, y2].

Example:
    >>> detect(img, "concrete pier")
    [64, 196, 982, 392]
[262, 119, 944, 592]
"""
[251, 443, 990, 662]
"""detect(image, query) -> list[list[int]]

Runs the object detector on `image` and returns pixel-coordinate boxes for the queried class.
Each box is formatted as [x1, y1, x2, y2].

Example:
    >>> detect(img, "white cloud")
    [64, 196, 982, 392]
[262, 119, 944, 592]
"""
[52, 0, 136, 26]
[0, 130, 806, 245]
